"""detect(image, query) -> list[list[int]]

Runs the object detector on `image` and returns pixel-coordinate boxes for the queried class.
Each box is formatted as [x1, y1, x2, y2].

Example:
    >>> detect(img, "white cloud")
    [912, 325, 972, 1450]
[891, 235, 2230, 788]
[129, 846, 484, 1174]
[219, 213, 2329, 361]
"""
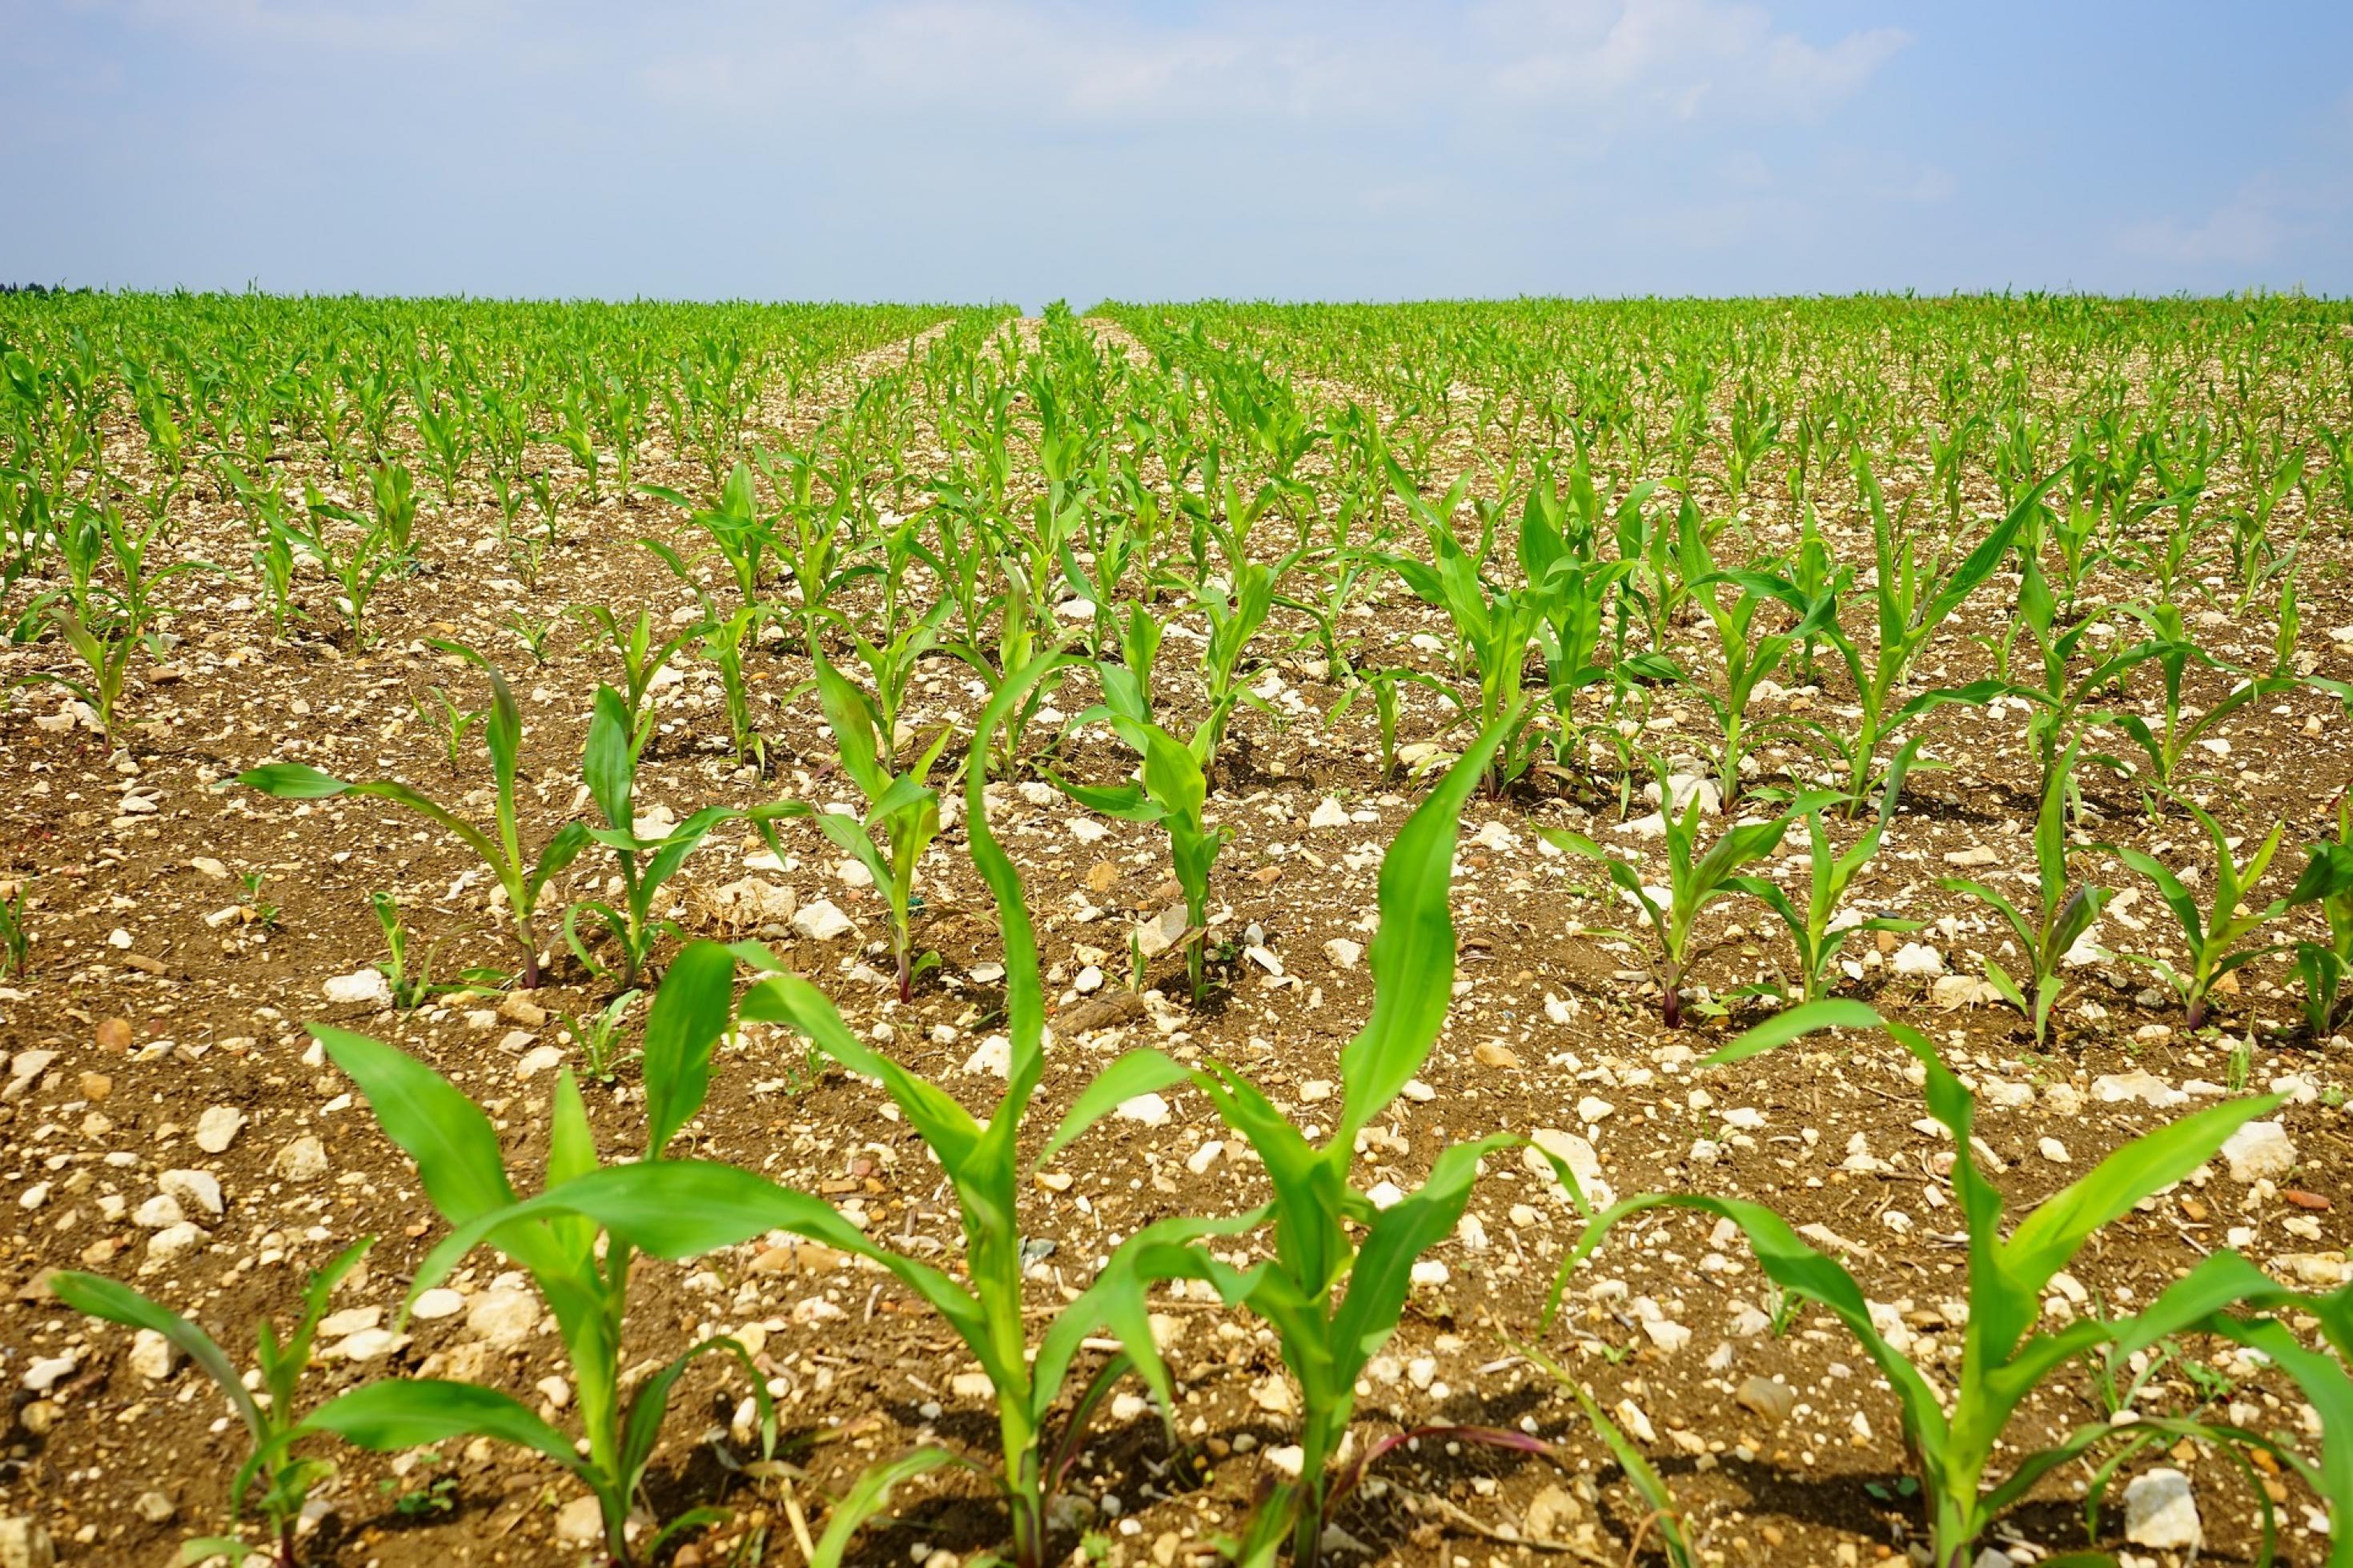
[1480, 0, 1909, 122]
[2118, 182, 2289, 268]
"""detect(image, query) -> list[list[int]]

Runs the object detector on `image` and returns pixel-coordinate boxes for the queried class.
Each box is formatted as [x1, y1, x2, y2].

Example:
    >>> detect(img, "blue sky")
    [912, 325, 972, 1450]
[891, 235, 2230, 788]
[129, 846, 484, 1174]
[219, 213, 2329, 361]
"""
[6, 1, 2351, 304]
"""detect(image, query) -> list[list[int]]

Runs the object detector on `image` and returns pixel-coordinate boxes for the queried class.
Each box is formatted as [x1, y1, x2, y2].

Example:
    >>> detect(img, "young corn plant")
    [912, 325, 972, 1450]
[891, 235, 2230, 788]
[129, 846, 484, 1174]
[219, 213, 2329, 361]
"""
[1054, 664, 1231, 1002]
[369, 892, 464, 1011]
[1548, 767, 1833, 1026]
[1802, 461, 2050, 812]
[2114, 601, 2295, 796]
[388, 659, 1244, 1568]
[232, 652, 588, 988]
[2006, 554, 2171, 808]
[1940, 739, 2113, 1045]
[50, 1239, 375, 1568]
[0, 875, 30, 979]
[294, 482, 402, 649]
[1378, 463, 1548, 789]
[23, 604, 138, 735]
[572, 598, 706, 744]
[2103, 795, 2289, 1030]
[1729, 741, 1922, 1004]
[569, 684, 765, 988]
[1552, 1000, 2321, 1568]
[2288, 786, 2353, 1037]
[299, 948, 777, 1568]
[408, 684, 483, 772]
[557, 989, 641, 1083]
[1110, 716, 1540, 1568]
[800, 652, 956, 1001]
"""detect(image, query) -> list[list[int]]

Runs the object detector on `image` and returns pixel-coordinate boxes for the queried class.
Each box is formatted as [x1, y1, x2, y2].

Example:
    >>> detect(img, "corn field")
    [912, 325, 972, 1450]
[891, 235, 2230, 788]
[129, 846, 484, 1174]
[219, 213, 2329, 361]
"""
[5, 291, 2353, 1568]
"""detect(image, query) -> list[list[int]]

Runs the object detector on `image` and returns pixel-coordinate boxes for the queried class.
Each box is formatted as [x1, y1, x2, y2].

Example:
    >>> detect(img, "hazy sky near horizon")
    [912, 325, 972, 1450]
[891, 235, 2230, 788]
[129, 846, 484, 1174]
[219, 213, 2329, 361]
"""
[7, 0, 2351, 307]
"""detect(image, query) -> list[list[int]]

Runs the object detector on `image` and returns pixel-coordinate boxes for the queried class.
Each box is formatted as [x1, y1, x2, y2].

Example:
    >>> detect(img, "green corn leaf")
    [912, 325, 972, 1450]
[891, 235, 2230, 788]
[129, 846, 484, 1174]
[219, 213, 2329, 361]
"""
[809, 1447, 963, 1568]
[1336, 709, 1512, 1145]
[1702, 999, 1881, 1066]
[311, 1025, 518, 1227]
[48, 1273, 263, 1439]
[583, 684, 636, 830]
[305, 1378, 585, 1474]
[1330, 1134, 1516, 1382]
[1034, 1047, 1194, 1173]
[231, 761, 351, 799]
[2002, 1092, 2289, 1305]
[641, 939, 736, 1155]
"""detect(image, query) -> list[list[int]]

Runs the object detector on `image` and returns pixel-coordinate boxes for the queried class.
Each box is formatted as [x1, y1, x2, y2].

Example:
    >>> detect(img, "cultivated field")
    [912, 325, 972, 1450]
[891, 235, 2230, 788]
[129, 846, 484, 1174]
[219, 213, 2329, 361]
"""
[4, 292, 2353, 1568]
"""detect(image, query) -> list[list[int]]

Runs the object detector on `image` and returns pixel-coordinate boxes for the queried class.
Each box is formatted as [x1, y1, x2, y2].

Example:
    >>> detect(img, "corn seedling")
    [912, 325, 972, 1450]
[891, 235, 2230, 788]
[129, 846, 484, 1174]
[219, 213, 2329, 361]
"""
[2114, 600, 2295, 795]
[793, 652, 956, 998]
[1053, 663, 1231, 1001]
[557, 988, 641, 1082]
[1553, 1000, 2327, 1568]
[23, 604, 137, 734]
[2288, 787, 2353, 1036]
[570, 684, 771, 987]
[1730, 740, 1922, 1003]
[2102, 793, 2288, 1029]
[387, 660, 1243, 1568]
[50, 1238, 375, 1568]
[408, 684, 482, 772]
[368, 891, 461, 1011]
[1106, 716, 1534, 1566]
[233, 652, 588, 987]
[1548, 768, 1833, 1026]
[299, 946, 777, 1567]
[1802, 461, 2050, 810]
[1940, 740, 2113, 1045]
[572, 596, 706, 744]
[0, 875, 30, 977]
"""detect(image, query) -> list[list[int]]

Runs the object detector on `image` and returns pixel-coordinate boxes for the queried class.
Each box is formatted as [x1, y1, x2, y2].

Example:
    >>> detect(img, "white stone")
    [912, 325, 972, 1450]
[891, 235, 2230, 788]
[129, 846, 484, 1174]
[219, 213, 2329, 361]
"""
[1641, 1318, 1692, 1353]
[2093, 1070, 2187, 1109]
[194, 1105, 247, 1154]
[1116, 1093, 1171, 1129]
[159, 1169, 223, 1216]
[1891, 943, 1946, 977]
[516, 1045, 566, 1078]
[2123, 1467, 2201, 1550]
[323, 968, 391, 1006]
[1525, 1129, 1613, 1208]
[146, 1221, 204, 1262]
[411, 1288, 467, 1321]
[555, 1494, 606, 1546]
[22, 1355, 77, 1394]
[1322, 938, 1363, 969]
[709, 878, 796, 928]
[962, 1034, 1011, 1078]
[792, 900, 855, 941]
[0, 1518, 53, 1568]
[274, 1137, 329, 1182]
[2222, 1121, 2297, 1184]
[2038, 1137, 2070, 1165]
[128, 1329, 179, 1382]
[1309, 798, 1349, 829]
[1642, 775, 1721, 816]
[467, 1286, 539, 1347]
[131, 1193, 185, 1229]
[1265, 1444, 1307, 1479]
[330, 1328, 406, 1362]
